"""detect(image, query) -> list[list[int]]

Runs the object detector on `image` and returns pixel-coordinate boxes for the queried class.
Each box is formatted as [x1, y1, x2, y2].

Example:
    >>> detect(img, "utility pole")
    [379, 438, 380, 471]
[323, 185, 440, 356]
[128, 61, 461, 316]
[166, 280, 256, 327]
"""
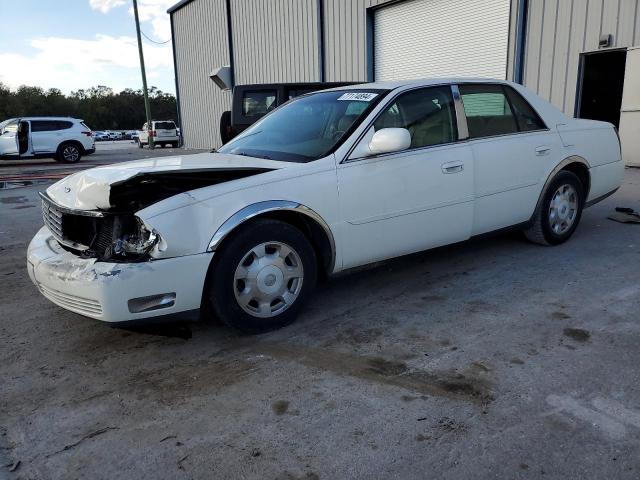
[132, 0, 154, 149]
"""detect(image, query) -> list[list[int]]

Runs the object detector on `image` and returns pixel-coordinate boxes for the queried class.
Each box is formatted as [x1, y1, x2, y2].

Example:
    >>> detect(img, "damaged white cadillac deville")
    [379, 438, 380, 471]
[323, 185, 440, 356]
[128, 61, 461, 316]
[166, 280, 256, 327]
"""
[27, 79, 624, 332]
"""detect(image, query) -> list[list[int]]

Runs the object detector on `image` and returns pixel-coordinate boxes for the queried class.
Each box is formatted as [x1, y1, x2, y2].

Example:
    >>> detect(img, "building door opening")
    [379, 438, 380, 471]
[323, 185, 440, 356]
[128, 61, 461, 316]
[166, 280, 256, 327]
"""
[576, 49, 627, 128]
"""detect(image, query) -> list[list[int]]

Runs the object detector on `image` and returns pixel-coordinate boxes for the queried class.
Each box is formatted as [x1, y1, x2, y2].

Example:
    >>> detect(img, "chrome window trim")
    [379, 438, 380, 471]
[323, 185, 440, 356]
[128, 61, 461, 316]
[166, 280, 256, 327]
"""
[208, 200, 337, 273]
[451, 84, 469, 140]
[456, 82, 549, 137]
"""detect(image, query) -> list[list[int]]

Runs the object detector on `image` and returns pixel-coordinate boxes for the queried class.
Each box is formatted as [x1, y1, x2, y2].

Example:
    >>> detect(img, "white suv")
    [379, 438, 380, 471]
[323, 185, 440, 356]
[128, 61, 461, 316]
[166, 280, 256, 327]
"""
[0, 117, 95, 163]
[137, 120, 179, 148]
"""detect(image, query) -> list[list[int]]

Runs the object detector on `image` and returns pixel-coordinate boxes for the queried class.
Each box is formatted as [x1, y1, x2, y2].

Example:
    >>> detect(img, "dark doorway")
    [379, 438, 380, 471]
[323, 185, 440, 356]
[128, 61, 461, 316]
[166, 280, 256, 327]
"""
[17, 121, 30, 155]
[576, 49, 627, 128]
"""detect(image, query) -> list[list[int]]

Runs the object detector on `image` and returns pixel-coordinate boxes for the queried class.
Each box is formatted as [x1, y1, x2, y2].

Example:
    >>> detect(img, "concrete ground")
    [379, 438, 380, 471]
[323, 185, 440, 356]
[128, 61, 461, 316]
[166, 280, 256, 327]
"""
[1, 164, 640, 479]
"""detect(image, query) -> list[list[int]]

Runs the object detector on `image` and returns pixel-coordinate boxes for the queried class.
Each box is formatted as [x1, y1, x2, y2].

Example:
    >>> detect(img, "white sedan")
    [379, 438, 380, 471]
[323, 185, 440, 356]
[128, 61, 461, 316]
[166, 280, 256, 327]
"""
[27, 78, 624, 332]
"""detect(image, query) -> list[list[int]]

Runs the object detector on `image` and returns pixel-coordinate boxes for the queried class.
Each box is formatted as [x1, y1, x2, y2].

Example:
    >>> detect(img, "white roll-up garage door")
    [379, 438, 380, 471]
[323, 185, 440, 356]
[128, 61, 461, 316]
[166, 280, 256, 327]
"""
[374, 0, 511, 81]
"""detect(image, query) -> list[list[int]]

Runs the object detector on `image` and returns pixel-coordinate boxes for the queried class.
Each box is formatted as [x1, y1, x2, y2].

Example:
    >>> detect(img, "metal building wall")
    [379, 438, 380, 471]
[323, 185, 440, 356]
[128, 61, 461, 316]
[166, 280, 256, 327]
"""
[523, 0, 640, 115]
[323, 0, 385, 82]
[172, 0, 230, 149]
[230, 0, 320, 84]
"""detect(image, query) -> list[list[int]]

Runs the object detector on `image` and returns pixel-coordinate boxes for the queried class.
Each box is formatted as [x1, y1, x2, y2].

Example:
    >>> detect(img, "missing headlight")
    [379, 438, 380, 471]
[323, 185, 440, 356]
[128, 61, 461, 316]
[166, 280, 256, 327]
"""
[109, 218, 159, 260]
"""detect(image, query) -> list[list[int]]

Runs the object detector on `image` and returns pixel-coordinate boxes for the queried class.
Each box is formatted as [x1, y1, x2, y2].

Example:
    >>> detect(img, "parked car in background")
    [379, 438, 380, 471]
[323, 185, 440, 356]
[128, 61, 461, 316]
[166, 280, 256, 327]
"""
[219, 82, 358, 143]
[137, 120, 179, 148]
[108, 131, 123, 141]
[0, 117, 94, 163]
[28, 78, 623, 332]
[94, 131, 110, 141]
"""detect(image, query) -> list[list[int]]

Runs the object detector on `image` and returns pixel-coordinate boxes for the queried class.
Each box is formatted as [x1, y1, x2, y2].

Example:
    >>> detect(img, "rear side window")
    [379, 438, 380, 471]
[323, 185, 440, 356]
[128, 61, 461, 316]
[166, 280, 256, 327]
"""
[459, 84, 518, 138]
[504, 87, 546, 131]
[374, 86, 458, 149]
[154, 121, 175, 130]
[31, 120, 72, 132]
[242, 90, 277, 117]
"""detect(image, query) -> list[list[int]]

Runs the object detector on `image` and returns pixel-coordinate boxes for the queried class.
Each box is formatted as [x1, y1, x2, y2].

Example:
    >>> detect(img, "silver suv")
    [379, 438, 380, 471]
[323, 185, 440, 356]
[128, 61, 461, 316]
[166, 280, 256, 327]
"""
[0, 117, 95, 163]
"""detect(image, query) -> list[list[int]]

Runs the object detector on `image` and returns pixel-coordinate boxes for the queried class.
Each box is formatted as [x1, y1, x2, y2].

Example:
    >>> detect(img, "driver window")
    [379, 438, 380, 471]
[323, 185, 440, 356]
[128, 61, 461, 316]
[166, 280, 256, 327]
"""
[374, 86, 458, 148]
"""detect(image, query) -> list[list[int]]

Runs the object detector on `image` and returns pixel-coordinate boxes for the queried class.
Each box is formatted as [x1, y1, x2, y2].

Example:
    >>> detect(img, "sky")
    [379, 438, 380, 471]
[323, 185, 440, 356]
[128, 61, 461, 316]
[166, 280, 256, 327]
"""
[0, 0, 177, 94]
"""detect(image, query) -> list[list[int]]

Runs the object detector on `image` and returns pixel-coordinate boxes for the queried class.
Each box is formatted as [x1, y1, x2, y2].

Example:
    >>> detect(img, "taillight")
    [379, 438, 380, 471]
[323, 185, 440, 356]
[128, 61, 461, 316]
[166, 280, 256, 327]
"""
[150, 130, 156, 138]
[81, 131, 92, 136]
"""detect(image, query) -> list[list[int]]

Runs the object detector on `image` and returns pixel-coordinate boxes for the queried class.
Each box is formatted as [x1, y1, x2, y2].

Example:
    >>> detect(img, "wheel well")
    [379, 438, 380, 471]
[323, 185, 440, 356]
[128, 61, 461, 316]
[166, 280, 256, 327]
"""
[213, 210, 334, 280]
[57, 140, 85, 154]
[561, 162, 590, 197]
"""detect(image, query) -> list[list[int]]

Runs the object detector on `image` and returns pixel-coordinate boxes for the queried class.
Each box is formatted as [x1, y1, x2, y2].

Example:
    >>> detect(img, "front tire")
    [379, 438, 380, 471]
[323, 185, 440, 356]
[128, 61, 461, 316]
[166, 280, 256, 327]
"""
[138, 139, 144, 149]
[207, 219, 317, 333]
[55, 142, 82, 163]
[524, 170, 584, 245]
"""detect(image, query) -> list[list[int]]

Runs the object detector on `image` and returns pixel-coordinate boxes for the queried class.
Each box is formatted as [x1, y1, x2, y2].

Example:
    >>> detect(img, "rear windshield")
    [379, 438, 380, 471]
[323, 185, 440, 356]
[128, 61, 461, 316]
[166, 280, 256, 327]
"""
[154, 122, 175, 130]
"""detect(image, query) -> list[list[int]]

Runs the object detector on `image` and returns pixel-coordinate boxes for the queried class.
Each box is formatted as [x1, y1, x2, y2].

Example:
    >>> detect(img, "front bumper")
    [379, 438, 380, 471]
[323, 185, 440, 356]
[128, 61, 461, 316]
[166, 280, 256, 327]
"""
[27, 226, 213, 323]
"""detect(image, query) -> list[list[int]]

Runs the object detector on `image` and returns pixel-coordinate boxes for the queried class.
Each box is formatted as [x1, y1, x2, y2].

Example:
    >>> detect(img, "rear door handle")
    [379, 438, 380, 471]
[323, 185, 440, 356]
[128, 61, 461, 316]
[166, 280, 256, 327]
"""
[441, 161, 464, 174]
[535, 145, 551, 155]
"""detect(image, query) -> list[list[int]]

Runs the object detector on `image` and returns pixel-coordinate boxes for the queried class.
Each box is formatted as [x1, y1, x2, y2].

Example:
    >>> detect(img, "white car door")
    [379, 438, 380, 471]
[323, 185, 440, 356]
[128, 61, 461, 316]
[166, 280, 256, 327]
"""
[458, 83, 562, 235]
[31, 120, 60, 153]
[337, 86, 475, 269]
[0, 120, 19, 156]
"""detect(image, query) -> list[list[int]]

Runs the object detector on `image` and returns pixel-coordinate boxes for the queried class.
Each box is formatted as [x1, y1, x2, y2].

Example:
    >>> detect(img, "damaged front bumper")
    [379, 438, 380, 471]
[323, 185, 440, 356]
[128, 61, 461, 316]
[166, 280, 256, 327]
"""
[27, 226, 213, 323]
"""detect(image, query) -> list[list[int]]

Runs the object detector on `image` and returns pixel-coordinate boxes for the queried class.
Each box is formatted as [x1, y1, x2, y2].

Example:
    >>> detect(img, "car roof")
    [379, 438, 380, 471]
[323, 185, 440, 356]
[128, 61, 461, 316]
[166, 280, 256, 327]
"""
[322, 77, 515, 92]
[9, 116, 83, 122]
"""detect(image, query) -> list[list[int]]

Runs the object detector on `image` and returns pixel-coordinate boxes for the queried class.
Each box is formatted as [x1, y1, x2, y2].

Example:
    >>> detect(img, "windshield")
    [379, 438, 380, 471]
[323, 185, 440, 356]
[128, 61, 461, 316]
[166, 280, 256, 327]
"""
[218, 89, 387, 162]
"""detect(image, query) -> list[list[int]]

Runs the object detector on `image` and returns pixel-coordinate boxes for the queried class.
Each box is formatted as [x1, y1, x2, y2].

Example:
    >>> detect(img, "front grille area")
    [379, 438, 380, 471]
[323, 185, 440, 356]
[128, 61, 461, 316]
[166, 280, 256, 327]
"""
[40, 194, 112, 254]
[41, 198, 65, 244]
[38, 284, 103, 317]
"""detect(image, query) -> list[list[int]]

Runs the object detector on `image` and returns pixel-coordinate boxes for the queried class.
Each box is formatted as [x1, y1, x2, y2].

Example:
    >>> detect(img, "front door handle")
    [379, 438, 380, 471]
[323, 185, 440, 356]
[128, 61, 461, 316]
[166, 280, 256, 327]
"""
[441, 161, 464, 174]
[535, 145, 551, 155]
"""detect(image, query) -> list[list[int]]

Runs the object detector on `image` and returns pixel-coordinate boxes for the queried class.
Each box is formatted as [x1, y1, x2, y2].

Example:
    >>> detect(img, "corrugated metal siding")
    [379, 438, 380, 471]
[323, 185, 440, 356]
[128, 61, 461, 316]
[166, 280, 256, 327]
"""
[172, 0, 230, 149]
[323, 0, 389, 82]
[523, 0, 640, 116]
[231, 0, 320, 84]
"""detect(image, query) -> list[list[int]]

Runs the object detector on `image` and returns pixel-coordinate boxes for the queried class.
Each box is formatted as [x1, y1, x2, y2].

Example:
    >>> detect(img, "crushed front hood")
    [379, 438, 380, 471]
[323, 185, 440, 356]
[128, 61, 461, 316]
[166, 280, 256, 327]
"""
[46, 152, 292, 211]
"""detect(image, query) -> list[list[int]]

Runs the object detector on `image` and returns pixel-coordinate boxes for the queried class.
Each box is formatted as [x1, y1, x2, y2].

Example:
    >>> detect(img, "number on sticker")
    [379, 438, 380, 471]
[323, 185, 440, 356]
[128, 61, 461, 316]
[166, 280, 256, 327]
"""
[337, 92, 379, 102]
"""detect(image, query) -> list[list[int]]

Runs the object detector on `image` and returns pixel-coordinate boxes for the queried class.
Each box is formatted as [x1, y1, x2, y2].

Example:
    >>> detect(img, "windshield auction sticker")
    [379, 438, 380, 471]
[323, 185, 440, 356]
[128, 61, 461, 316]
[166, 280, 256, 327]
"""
[337, 92, 379, 102]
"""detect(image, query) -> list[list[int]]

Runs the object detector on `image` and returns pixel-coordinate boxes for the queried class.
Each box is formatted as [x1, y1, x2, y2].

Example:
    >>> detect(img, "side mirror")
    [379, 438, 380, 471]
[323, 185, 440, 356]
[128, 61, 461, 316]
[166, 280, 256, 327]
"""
[367, 128, 411, 156]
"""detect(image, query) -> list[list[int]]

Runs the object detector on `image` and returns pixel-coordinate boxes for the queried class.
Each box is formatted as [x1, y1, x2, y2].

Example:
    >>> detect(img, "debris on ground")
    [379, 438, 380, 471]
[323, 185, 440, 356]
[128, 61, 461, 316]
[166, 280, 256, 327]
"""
[608, 207, 640, 224]
[563, 328, 591, 342]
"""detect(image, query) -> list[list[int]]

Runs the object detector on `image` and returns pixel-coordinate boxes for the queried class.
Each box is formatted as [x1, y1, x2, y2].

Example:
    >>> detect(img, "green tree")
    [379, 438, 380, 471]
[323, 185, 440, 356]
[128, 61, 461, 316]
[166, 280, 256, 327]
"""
[0, 83, 177, 130]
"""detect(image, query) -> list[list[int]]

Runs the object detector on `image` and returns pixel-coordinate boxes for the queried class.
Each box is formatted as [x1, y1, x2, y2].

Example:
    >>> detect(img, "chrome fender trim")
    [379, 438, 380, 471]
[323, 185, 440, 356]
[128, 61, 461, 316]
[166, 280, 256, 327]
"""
[532, 155, 590, 217]
[207, 200, 337, 272]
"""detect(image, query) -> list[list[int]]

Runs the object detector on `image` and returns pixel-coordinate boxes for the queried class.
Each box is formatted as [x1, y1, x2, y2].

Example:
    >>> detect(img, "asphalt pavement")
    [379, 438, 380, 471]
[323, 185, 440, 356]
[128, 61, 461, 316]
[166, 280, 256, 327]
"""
[1, 156, 640, 479]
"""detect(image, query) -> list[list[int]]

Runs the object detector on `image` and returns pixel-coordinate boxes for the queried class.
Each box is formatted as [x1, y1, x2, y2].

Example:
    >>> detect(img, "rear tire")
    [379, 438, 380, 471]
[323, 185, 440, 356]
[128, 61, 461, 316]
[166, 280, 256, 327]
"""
[55, 142, 82, 163]
[206, 219, 317, 334]
[138, 140, 143, 149]
[220, 110, 232, 144]
[524, 170, 584, 246]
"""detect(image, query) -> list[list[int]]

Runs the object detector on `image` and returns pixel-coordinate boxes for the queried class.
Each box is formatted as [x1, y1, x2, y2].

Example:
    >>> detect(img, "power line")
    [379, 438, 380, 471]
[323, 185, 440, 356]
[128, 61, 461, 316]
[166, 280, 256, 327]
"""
[141, 30, 171, 45]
